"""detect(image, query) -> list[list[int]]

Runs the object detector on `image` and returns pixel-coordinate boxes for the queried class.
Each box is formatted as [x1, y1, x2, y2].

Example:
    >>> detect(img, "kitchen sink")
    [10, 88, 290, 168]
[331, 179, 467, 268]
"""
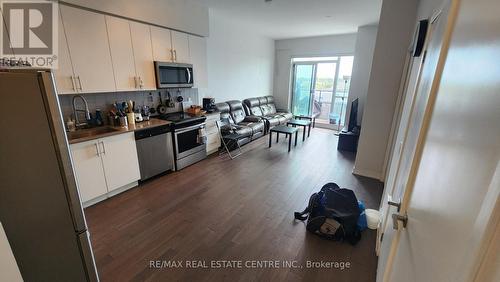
[67, 126, 120, 141]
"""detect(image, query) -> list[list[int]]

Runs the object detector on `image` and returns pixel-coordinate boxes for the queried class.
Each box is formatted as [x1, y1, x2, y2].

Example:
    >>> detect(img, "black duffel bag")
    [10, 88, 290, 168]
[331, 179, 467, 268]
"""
[294, 183, 361, 245]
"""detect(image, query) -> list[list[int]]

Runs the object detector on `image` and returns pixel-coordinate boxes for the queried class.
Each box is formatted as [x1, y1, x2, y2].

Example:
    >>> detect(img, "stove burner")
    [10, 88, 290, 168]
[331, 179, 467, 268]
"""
[158, 112, 206, 129]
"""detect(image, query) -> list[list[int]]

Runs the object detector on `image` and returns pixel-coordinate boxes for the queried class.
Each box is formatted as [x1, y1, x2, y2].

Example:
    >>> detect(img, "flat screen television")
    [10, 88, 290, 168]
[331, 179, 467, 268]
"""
[348, 98, 359, 132]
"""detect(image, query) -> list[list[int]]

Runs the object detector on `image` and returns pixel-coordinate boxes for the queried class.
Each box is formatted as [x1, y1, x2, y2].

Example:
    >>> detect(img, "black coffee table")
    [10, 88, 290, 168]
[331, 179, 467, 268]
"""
[269, 125, 298, 152]
[287, 119, 312, 141]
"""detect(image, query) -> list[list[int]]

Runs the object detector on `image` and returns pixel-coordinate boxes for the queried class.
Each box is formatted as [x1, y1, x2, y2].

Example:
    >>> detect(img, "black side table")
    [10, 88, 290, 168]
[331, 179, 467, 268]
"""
[269, 125, 299, 152]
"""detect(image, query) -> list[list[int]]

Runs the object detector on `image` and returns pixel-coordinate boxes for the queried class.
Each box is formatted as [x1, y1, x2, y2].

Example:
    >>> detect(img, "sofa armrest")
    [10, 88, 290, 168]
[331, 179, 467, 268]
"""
[243, 116, 262, 122]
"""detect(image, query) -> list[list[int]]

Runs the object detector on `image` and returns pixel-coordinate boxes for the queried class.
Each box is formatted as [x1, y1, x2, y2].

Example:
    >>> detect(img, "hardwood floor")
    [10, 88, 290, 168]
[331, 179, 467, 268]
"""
[84, 128, 384, 282]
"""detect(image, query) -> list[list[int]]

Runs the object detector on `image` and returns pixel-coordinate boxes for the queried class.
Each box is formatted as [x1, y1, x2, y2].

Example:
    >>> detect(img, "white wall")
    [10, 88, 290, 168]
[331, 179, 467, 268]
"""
[274, 34, 357, 110]
[62, 0, 209, 36]
[205, 9, 275, 103]
[353, 0, 419, 180]
[345, 25, 378, 127]
[0, 223, 22, 282]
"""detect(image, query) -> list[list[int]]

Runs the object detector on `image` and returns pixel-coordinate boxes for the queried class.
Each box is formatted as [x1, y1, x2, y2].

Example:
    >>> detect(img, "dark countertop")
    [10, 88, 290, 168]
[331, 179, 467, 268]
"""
[67, 118, 172, 144]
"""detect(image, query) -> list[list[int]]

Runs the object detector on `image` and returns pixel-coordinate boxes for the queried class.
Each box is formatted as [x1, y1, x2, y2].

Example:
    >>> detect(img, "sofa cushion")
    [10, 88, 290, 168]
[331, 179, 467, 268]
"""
[278, 112, 293, 120]
[262, 116, 280, 127]
[227, 100, 246, 124]
[233, 125, 253, 137]
[215, 102, 234, 124]
[239, 121, 265, 135]
[260, 104, 272, 116]
[258, 97, 268, 106]
[243, 98, 263, 116]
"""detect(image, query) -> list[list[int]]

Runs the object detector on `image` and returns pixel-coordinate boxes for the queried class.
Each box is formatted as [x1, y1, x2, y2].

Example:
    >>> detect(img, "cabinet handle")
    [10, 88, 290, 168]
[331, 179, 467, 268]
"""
[100, 141, 106, 155]
[139, 76, 144, 89]
[94, 143, 100, 156]
[170, 49, 174, 62]
[76, 76, 83, 91]
[174, 50, 177, 62]
[70, 75, 76, 91]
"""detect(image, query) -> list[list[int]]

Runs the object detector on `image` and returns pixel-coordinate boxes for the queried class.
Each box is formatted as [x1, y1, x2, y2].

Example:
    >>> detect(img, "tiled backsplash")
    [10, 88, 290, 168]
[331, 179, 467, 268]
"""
[58, 88, 199, 123]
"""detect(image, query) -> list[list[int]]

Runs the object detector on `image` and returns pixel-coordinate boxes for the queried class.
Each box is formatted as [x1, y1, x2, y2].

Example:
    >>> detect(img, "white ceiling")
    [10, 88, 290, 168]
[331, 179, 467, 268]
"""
[199, 0, 382, 39]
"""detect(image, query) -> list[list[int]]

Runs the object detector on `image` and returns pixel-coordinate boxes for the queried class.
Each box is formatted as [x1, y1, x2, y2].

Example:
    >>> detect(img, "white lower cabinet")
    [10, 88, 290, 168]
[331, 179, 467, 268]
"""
[70, 132, 140, 206]
[205, 113, 221, 154]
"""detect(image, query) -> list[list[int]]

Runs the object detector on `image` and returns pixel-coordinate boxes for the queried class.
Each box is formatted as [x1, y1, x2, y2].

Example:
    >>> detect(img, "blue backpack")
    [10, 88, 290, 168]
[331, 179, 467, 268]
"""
[294, 183, 362, 245]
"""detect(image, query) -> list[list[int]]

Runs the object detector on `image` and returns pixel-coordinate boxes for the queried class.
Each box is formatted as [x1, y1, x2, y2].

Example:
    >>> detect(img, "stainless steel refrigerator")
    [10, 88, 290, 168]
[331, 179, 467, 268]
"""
[0, 68, 99, 281]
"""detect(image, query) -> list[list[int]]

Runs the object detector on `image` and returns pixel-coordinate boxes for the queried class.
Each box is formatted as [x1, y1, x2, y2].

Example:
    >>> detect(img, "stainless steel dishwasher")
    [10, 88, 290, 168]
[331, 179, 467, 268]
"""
[135, 124, 174, 181]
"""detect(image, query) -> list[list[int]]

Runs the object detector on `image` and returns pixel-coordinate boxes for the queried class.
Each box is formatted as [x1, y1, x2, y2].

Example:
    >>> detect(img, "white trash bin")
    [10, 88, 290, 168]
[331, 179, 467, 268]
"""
[365, 209, 381, 230]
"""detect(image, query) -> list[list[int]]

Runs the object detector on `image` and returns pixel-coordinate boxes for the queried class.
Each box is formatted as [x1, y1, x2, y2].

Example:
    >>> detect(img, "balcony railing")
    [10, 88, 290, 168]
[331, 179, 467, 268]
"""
[312, 90, 349, 128]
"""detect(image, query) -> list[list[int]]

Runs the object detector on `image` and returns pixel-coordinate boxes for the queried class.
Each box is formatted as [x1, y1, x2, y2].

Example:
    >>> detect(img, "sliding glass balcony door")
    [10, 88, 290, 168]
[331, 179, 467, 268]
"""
[291, 56, 353, 130]
[291, 63, 315, 116]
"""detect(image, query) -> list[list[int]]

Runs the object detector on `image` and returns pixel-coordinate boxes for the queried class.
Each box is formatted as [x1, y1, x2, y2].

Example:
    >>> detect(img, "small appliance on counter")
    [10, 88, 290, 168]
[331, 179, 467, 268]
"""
[202, 98, 216, 113]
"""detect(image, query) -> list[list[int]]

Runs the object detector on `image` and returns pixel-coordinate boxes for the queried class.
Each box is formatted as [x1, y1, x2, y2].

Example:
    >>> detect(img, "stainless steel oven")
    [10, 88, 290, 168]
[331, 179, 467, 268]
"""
[154, 61, 193, 88]
[173, 123, 206, 170]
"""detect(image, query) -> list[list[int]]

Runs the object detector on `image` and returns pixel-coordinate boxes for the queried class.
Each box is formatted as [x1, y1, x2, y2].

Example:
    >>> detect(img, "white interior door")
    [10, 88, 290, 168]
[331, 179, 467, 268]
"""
[378, 0, 500, 280]
[377, 2, 451, 281]
[105, 16, 136, 91]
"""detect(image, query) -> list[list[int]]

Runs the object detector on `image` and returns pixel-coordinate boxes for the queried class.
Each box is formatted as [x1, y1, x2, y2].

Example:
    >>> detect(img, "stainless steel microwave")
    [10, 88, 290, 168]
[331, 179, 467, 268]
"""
[154, 62, 194, 88]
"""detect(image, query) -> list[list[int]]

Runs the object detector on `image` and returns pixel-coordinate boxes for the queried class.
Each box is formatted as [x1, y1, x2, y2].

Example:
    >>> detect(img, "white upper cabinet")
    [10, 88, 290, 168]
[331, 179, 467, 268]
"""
[105, 16, 136, 91]
[171, 30, 190, 63]
[151, 26, 173, 62]
[60, 5, 116, 93]
[130, 22, 156, 90]
[54, 11, 77, 95]
[188, 35, 207, 88]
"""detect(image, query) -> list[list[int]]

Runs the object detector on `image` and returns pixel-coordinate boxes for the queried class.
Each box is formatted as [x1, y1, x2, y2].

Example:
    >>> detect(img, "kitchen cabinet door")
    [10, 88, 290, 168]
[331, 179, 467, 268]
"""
[70, 141, 108, 203]
[60, 5, 116, 93]
[188, 35, 208, 88]
[100, 132, 140, 192]
[130, 22, 156, 90]
[105, 16, 136, 91]
[54, 11, 76, 95]
[171, 30, 190, 63]
[151, 26, 173, 62]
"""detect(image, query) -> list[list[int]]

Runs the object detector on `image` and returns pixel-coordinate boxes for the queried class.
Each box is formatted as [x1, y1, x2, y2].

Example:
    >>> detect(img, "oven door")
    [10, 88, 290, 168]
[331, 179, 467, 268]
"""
[174, 124, 206, 159]
[155, 62, 193, 88]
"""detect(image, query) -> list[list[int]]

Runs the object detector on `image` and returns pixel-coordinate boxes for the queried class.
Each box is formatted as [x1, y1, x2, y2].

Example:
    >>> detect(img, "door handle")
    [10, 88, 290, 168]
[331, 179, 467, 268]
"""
[186, 68, 191, 84]
[392, 213, 408, 230]
[76, 76, 83, 90]
[71, 75, 77, 91]
[94, 143, 100, 156]
[100, 141, 106, 155]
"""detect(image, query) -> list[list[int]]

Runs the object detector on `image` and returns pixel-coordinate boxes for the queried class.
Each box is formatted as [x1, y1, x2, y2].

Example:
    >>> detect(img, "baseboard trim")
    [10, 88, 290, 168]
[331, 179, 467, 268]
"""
[83, 181, 139, 208]
[352, 166, 383, 181]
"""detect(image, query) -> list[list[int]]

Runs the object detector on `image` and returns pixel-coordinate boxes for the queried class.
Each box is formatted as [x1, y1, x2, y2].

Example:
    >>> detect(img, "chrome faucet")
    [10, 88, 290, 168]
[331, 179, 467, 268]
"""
[72, 95, 91, 128]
